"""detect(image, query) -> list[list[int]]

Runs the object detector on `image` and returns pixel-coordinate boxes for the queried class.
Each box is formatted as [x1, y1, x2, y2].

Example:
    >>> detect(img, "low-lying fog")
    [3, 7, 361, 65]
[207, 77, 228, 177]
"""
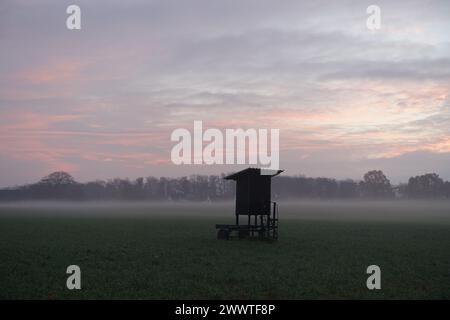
[1, 200, 450, 224]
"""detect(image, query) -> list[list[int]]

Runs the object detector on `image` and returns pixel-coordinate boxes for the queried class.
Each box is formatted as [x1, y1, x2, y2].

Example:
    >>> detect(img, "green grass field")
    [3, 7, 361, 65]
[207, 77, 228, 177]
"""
[1, 201, 450, 299]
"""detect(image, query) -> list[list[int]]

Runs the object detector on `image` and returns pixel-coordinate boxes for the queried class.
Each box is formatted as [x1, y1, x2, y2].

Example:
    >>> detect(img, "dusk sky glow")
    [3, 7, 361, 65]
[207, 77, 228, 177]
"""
[1, 0, 449, 187]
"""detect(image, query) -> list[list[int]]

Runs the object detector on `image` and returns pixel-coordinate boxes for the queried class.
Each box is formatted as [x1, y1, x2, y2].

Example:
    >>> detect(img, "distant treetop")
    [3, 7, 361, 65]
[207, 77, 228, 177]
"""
[39, 171, 77, 186]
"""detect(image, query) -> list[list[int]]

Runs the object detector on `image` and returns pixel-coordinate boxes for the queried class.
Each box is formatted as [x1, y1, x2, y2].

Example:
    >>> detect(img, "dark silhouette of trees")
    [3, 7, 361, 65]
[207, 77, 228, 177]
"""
[83, 180, 108, 200]
[314, 178, 339, 198]
[0, 169, 449, 202]
[407, 173, 445, 198]
[360, 170, 394, 198]
[444, 181, 450, 198]
[337, 179, 359, 198]
[39, 171, 77, 186]
[20, 171, 83, 200]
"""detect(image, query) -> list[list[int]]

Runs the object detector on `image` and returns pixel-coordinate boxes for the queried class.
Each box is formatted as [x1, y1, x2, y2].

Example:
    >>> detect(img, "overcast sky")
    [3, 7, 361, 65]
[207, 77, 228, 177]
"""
[1, 0, 449, 187]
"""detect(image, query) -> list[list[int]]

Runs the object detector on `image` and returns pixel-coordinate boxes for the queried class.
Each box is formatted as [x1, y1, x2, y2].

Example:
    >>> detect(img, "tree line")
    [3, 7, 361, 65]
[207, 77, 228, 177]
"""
[0, 170, 449, 201]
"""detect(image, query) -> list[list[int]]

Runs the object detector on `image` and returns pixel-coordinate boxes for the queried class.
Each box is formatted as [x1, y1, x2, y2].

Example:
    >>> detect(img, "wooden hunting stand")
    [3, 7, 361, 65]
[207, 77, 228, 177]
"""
[216, 168, 283, 240]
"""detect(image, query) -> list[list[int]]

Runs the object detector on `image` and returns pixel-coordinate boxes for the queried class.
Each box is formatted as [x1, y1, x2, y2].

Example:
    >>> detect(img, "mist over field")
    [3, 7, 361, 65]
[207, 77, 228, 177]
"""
[1, 200, 450, 223]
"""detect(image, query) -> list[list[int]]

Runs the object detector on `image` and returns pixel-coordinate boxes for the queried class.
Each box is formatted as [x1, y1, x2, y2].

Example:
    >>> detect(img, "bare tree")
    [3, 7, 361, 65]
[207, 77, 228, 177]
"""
[407, 173, 445, 198]
[360, 170, 393, 198]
